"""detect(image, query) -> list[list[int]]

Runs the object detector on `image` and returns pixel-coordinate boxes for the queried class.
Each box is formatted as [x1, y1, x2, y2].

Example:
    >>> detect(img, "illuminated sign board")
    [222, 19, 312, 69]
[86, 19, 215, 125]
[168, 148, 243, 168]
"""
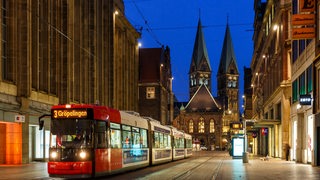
[230, 122, 243, 129]
[261, 128, 268, 136]
[52, 109, 89, 119]
[299, 94, 312, 105]
[232, 137, 244, 157]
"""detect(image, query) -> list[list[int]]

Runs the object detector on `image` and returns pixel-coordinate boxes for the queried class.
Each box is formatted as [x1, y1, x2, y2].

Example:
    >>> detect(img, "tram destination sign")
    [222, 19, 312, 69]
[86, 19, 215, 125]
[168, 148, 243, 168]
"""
[52, 109, 91, 119]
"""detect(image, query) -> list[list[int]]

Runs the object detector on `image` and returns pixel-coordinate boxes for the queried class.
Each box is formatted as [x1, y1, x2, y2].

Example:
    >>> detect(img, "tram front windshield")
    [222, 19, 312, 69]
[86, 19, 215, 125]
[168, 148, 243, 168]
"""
[50, 119, 93, 148]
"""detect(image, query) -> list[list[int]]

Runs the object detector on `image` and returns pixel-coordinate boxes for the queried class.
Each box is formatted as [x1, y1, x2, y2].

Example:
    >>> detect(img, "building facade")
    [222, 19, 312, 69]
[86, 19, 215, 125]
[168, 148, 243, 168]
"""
[251, 0, 292, 158]
[290, 0, 316, 165]
[139, 46, 174, 125]
[0, 0, 140, 164]
[314, 0, 320, 167]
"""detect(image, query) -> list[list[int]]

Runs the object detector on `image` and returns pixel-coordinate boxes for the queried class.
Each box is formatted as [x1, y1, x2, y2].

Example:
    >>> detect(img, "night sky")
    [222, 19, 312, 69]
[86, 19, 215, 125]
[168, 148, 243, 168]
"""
[124, 0, 254, 108]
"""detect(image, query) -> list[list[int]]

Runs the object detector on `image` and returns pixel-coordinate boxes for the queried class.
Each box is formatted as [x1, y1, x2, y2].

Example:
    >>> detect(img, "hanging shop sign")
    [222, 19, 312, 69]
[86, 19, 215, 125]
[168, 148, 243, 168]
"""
[299, 0, 315, 12]
[292, 0, 315, 39]
[292, 14, 315, 26]
[292, 27, 315, 39]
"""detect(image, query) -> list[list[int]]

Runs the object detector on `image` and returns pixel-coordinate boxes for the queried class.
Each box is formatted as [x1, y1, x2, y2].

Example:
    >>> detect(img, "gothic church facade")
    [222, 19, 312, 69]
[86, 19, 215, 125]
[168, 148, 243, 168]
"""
[173, 19, 239, 150]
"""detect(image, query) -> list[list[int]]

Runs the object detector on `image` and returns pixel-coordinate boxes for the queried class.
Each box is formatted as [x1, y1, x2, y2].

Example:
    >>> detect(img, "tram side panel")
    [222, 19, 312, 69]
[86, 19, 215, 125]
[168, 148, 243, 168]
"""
[171, 127, 185, 160]
[116, 112, 150, 170]
[147, 118, 173, 165]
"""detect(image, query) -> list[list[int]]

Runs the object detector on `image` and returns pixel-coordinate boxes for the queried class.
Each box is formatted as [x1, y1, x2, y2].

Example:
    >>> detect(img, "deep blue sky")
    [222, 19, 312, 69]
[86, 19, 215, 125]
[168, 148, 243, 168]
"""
[124, 0, 254, 104]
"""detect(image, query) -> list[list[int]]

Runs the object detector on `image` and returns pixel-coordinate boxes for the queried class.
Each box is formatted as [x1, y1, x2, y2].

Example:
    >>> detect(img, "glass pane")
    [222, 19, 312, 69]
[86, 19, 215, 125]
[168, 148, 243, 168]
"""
[35, 128, 43, 158]
[132, 132, 139, 148]
[140, 129, 148, 148]
[154, 132, 159, 148]
[122, 131, 132, 148]
[110, 129, 121, 148]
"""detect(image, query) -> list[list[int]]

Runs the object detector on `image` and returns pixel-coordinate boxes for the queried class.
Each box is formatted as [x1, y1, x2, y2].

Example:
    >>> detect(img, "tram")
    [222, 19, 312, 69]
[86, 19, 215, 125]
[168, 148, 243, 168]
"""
[39, 104, 192, 178]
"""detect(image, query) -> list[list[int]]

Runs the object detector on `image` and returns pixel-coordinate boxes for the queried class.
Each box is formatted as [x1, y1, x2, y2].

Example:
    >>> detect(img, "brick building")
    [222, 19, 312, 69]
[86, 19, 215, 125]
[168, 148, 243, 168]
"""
[139, 46, 174, 125]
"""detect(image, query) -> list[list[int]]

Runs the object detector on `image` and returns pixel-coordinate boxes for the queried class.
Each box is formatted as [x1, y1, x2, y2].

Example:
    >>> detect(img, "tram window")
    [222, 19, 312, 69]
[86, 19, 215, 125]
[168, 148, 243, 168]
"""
[179, 138, 185, 148]
[140, 129, 148, 148]
[122, 130, 132, 149]
[159, 133, 164, 148]
[175, 137, 184, 148]
[122, 125, 131, 131]
[154, 132, 160, 148]
[186, 139, 192, 148]
[110, 122, 120, 129]
[110, 129, 121, 148]
[132, 132, 140, 148]
[163, 135, 168, 148]
[96, 121, 107, 148]
[132, 127, 139, 133]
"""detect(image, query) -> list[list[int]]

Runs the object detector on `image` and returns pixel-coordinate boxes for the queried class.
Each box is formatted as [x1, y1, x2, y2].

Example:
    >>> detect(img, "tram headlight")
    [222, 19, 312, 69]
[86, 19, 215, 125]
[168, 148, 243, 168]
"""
[51, 151, 58, 159]
[79, 151, 87, 159]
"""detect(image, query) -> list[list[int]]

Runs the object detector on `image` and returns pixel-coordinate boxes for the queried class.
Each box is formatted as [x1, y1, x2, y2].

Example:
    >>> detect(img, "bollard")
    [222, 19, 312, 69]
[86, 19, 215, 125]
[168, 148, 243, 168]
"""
[243, 152, 249, 163]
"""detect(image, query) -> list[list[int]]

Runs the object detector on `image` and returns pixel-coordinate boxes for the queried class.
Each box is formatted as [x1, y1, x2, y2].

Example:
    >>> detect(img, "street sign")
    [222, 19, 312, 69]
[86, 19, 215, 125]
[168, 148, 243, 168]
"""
[15, 115, 25, 123]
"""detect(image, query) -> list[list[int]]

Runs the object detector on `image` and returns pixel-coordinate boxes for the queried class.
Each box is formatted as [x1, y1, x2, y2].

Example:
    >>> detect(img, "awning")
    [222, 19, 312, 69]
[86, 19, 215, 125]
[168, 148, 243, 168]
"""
[253, 119, 281, 128]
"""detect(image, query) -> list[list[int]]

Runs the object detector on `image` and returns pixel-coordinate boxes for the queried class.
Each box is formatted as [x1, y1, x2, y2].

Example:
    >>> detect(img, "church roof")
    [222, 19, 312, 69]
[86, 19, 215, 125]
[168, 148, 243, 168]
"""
[189, 19, 211, 72]
[218, 24, 239, 75]
[185, 84, 221, 111]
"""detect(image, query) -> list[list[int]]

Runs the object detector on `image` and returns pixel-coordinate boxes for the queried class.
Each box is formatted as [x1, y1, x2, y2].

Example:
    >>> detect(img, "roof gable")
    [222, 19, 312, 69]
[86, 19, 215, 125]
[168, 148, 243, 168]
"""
[185, 84, 221, 111]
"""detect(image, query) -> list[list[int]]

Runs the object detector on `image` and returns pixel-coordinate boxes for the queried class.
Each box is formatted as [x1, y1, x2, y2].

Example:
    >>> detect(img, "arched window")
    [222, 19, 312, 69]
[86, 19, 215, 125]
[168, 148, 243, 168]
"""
[189, 120, 194, 133]
[210, 119, 215, 133]
[198, 117, 205, 133]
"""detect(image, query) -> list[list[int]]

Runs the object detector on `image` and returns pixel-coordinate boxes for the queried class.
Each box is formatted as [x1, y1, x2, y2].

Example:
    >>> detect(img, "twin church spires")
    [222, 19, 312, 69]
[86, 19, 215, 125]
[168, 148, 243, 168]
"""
[188, 17, 239, 114]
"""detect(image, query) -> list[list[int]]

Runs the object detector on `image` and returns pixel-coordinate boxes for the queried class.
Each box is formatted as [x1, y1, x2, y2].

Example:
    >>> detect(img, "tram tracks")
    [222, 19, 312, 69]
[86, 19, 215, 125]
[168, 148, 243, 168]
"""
[172, 153, 227, 180]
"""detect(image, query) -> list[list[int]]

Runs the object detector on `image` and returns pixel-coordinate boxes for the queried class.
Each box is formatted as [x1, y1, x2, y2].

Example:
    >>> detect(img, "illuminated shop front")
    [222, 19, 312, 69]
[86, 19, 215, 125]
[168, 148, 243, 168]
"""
[0, 122, 22, 164]
[0, 111, 51, 165]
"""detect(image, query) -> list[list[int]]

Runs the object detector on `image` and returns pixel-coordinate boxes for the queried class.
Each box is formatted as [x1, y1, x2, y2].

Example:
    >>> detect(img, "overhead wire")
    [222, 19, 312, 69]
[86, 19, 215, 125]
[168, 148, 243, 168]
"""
[131, 0, 163, 46]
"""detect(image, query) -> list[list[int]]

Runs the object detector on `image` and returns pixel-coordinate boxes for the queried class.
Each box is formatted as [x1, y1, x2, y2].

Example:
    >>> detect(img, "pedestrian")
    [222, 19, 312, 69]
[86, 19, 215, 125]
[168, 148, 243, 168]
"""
[285, 143, 290, 161]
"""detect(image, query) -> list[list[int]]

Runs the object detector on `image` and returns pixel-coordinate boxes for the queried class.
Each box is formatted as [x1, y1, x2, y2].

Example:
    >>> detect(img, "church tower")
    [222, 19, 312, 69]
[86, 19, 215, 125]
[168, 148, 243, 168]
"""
[189, 19, 212, 99]
[217, 23, 240, 124]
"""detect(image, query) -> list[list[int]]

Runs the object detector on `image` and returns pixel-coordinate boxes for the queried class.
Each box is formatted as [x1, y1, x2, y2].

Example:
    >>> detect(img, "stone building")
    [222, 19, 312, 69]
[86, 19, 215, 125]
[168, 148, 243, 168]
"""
[0, 0, 139, 164]
[289, 0, 315, 165]
[139, 46, 174, 125]
[250, 0, 291, 158]
[314, 0, 320, 167]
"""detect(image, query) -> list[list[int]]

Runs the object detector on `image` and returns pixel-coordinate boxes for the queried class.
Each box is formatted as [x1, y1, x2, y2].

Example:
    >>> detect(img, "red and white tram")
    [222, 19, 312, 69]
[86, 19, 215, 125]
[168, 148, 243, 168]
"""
[39, 104, 192, 178]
